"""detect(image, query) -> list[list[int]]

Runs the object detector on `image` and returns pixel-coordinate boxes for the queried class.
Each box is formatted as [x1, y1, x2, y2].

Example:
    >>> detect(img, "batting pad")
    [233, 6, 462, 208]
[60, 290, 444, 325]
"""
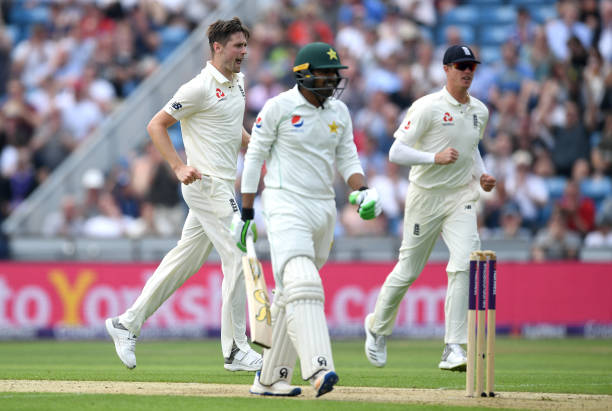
[259, 292, 298, 386]
[284, 256, 335, 380]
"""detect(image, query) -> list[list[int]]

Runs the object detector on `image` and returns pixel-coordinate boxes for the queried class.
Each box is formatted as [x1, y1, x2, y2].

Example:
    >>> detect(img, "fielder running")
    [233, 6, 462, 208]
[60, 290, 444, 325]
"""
[106, 17, 262, 372]
[231, 42, 382, 397]
[364, 45, 496, 371]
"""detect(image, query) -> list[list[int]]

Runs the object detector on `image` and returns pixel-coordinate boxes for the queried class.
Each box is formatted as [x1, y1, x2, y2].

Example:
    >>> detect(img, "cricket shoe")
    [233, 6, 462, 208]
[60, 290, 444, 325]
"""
[250, 371, 302, 396]
[364, 313, 387, 367]
[105, 317, 137, 369]
[311, 370, 339, 398]
[224, 347, 262, 371]
[438, 343, 467, 371]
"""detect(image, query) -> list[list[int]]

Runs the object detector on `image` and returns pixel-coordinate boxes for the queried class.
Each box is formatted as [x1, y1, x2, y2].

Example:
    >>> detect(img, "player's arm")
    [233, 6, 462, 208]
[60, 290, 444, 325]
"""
[473, 148, 496, 192]
[241, 102, 279, 202]
[473, 108, 495, 192]
[334, 108, 382, 220]
[389, 139, 458, 165]
[146, 110, 201, 185]
[241, 126, 250, 149]
[391, 99, 457, 165]
[231, 103, 278, 250]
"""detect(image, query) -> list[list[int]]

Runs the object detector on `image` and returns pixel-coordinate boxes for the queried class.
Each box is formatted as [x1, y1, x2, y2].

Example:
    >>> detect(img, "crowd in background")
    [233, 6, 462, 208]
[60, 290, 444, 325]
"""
[1, 0, 612, 262]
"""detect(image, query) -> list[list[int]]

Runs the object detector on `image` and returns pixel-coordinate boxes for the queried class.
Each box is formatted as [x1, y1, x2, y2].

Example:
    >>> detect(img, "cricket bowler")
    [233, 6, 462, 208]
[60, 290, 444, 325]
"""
[105, 17, 262, 372]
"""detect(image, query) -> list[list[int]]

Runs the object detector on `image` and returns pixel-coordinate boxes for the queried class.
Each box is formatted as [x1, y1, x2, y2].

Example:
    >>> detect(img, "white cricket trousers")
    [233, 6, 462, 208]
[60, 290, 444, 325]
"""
[257, 188, 337, 384]
[262, 188, 336, 281]
[371, 183, 480, 344]
[119, 175, 249, 358]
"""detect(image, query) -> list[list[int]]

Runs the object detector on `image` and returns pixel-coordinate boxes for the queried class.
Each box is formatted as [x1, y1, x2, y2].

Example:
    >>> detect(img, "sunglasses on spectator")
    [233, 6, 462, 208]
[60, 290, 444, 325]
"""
[450, 62, 477, 71]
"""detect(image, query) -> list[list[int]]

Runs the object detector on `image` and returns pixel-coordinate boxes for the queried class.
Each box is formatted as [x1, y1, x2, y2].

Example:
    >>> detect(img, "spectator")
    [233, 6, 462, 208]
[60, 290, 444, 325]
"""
[511, 7, 537, 48]
[492, 41, 534, 95]
[523, 26, 554, 82]
[410, 41, 445, 97]
[2, 79, 40, 147]
[286, 2, 334, 47]
[60, 81, 103, 143]
[468, 46, 498, 105]
[483, 201, 532, 241]
[355, 90, 392, 144]
[388, 65, 414, 110]
[82, 191, 135, 238]
[585, 198, 612, 246]
[482, 131, 516, 227]
[81, 168, 104, 218]
[557, 179, 596, 236]
[550, 100, 591, 177]
[545, 0, 592, 61]
[0, 25, 11, 97]
[9, 148, 36, 210]
[246, 68, 284, 117]
[357, 134, 387, 178]
[483, 132, 516, 184]
[505, 150, 549, 229]
[368, 160, 408, 236]
[30, 107, 74, 175]
[42, 194, 84, 238]
[10, 24, 58, 89]
[532, 207, 582, 261]
[581, 148, 612, 210]
[598, 0, 612, 63]
[54, 21, 97, 86]
[143, 159, 184, 237]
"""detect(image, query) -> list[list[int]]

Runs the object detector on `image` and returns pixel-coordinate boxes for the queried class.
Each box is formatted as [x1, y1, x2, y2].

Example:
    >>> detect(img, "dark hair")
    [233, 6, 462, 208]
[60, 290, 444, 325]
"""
[206, 17, 250, 54]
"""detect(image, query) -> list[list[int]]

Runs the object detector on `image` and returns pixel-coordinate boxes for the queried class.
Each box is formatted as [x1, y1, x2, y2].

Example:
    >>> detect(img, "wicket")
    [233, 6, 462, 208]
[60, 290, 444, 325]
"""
[466, 250, 497, 398]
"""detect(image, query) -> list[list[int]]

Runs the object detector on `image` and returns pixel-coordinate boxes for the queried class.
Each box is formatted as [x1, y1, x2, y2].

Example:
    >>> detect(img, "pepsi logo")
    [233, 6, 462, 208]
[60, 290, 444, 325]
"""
[291, 115, 304, 128]
[255, 117, 262, 128]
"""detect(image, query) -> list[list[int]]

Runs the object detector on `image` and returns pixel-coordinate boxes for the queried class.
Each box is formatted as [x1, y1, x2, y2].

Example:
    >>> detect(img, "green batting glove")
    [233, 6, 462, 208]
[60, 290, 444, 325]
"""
[348, 187, 382, 220]
[230, 211, 257, 252]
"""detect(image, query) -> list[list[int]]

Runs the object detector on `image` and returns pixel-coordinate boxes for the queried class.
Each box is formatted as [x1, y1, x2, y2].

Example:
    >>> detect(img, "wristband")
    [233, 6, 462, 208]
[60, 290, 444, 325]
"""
[241, 207, 254, 221]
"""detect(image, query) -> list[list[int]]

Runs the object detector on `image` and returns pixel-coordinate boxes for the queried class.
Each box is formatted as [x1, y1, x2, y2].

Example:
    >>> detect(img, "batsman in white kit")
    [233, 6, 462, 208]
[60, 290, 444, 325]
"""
[105, 18, 262, 372]
[364, 45, 496, 371]
[231, 42, 382, 397]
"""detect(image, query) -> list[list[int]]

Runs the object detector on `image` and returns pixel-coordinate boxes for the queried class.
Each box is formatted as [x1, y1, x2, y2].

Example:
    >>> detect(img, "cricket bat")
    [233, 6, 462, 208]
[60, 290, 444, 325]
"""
[242, 235, 272, 349]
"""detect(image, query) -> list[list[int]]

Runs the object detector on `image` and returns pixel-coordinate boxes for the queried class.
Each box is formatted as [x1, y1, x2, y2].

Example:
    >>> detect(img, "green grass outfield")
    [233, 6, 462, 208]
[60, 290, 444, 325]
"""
[0, 338, 611, 410]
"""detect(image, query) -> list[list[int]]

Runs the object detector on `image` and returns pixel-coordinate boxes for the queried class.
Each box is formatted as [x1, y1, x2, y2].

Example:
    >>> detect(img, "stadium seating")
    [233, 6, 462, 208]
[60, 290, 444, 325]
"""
[479, 25, 515, 46]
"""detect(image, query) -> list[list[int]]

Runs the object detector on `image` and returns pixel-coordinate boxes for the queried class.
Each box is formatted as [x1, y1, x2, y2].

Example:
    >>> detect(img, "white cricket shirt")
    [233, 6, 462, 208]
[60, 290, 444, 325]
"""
[242, 85, 363, 199]
[164, 61, 246, 180]
[393, 86, 489, 189]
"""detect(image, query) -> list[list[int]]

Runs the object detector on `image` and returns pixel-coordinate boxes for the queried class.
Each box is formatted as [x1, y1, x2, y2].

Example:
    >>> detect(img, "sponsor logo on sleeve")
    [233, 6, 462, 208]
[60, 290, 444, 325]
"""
[404, 120, 411, 130]
[255, 116, 262, 129]
[171, 101, 182, 110]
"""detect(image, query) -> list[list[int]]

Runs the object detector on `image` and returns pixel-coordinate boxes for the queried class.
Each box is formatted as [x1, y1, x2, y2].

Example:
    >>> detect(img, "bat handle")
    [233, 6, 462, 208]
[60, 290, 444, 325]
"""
[246, 234, 256, 259]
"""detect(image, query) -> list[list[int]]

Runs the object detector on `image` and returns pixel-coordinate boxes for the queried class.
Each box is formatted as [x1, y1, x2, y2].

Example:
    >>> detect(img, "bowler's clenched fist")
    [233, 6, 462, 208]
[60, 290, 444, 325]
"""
[480, 173, 496, 192]
[175, 164, 202, 185]
[435, 147, 459, 165]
